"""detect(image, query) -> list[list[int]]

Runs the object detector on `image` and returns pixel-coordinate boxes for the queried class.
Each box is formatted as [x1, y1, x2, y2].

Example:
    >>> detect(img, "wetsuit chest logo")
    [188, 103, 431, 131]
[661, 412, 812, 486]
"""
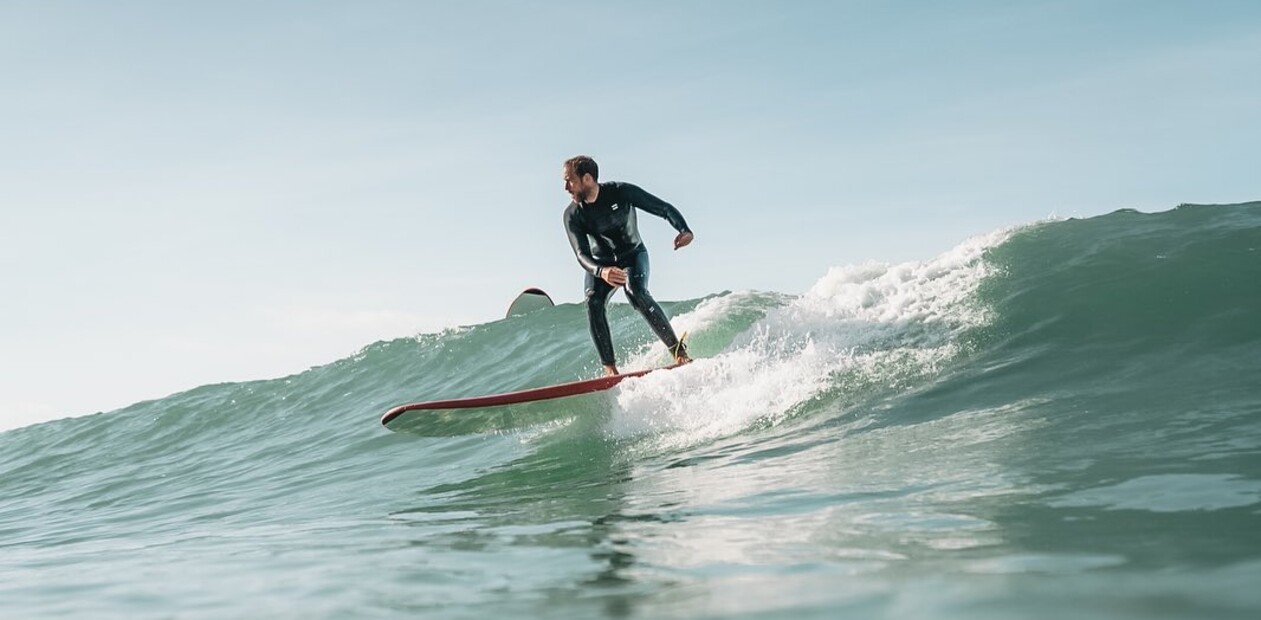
[610, 203, 620, 211]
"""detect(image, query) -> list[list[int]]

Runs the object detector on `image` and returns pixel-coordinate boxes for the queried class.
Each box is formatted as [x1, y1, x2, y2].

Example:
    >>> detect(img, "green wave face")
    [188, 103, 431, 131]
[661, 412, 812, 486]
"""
[2, 202, 1259, 619]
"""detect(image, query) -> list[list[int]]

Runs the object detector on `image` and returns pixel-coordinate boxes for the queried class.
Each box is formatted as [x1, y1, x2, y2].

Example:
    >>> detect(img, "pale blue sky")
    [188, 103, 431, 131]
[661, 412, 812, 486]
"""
[2, 1, 1258, 430]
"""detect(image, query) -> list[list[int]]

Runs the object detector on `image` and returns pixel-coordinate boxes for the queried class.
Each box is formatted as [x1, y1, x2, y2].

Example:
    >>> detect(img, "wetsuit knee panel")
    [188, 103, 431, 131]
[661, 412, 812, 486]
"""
[585, 287, 607, 310]
[585, 273, 617, 310]
[622, 250, 653, 301]
[624, 279, 651, 302]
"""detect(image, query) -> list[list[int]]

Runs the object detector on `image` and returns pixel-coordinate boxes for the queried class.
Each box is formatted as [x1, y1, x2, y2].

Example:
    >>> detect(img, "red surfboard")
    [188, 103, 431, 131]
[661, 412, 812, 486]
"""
[381, 364, 682, 432]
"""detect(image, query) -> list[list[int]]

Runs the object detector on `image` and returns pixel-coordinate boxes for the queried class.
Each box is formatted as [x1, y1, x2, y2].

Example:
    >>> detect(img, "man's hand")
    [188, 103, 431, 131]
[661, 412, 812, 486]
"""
[601, 266, 629, 286]
[674, 231, 694, 250]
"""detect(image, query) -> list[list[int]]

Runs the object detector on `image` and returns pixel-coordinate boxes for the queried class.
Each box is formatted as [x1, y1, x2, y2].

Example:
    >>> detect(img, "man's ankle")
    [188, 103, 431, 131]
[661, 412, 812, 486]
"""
[672, 343, 690, 365]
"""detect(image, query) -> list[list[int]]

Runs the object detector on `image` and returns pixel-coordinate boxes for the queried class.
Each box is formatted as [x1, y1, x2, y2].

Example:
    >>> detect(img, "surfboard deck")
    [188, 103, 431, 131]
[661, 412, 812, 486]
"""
[381, 363, 682, 430]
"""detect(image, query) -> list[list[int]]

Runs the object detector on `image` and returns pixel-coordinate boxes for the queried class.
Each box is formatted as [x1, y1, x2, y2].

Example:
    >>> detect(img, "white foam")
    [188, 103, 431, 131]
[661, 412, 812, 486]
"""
[607, 228, 1013, 449]
[621, 290, 769, 370]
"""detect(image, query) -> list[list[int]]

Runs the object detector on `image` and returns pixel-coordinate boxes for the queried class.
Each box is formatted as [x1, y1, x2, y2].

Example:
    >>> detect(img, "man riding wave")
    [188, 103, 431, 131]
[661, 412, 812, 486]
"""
[562, 155, 694, 376]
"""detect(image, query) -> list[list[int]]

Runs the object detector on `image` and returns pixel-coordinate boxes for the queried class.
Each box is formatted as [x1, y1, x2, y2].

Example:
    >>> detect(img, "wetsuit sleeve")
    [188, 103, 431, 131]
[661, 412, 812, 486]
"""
[564, 207, 603, 275]
[621, 183, 691, 234]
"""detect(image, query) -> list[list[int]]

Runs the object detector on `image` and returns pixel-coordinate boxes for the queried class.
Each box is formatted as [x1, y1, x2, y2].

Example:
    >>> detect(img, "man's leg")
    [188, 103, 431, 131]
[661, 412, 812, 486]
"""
[623, 251, 690, 364]
[585, 271, 620, 374]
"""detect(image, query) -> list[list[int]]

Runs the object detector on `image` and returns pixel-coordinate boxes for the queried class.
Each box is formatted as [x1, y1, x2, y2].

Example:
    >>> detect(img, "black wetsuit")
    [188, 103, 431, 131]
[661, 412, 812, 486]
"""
[563, 181, 691, 366]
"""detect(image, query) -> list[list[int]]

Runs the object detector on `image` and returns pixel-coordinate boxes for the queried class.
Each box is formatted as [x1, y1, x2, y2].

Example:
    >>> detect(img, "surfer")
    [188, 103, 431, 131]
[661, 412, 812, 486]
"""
[562, 155, 694, 376]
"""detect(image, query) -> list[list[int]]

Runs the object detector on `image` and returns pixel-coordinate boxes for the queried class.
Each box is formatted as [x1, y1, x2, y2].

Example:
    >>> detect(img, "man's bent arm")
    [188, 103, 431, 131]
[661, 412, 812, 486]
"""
[622, 183, 691, 234]
[564, 215, 603, 275]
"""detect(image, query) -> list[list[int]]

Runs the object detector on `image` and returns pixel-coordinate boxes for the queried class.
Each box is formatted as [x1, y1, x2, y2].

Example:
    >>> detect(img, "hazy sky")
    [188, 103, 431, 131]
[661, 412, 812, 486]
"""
[2, 1, 1258, 431]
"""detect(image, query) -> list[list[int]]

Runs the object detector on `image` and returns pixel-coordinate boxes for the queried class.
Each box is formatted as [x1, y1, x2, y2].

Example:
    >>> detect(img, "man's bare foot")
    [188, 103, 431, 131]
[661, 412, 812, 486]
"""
[603, 364, 619, 377]
[671, 340, 692, 366]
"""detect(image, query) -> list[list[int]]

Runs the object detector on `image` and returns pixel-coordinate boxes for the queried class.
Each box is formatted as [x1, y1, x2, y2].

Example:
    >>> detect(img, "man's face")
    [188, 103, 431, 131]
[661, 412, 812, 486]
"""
[564, 168, 595, 202]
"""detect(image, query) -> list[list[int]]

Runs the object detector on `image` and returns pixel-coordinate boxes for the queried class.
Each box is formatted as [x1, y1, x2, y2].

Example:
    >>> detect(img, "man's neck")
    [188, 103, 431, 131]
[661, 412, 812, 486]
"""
[584, 183, 600, 205]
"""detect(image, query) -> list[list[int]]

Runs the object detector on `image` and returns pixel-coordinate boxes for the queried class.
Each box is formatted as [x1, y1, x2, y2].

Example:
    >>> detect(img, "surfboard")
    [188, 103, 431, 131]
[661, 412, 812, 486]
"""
[506, 288, 554, 317]
[381, 363, 681, 433]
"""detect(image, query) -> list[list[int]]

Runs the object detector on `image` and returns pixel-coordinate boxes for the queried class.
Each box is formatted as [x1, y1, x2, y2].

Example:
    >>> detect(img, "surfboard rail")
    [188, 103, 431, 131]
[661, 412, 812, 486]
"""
[381, 364, 680, 428]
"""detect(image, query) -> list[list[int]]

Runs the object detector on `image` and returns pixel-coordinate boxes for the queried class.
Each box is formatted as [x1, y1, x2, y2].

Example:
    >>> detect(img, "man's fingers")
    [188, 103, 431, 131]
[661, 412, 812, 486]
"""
[603, 267, 628, 286]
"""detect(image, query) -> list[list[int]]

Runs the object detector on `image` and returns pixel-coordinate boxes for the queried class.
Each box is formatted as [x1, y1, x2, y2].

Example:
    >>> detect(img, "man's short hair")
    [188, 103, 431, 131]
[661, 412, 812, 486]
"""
[565, 155, 599, 182]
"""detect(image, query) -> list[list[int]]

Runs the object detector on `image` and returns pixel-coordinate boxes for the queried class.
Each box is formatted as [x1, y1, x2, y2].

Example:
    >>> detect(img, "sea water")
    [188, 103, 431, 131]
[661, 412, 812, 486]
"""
[2, 203, 1259, 619]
